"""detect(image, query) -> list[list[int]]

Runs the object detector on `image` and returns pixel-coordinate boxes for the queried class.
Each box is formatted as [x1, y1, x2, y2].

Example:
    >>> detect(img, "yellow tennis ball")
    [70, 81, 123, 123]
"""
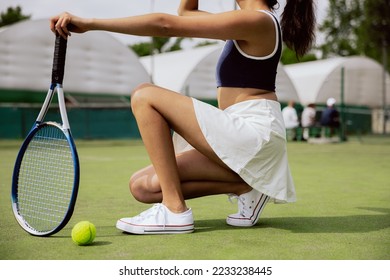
[71, 221, 96, 246]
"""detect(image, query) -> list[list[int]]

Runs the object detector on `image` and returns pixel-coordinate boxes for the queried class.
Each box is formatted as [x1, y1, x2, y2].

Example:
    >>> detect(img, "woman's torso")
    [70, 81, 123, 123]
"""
[216, 10, 281, 110]
[217, 87, 277, 110]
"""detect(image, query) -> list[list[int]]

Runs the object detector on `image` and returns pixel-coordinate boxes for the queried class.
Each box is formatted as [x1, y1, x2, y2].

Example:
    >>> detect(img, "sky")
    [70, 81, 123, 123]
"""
[0, 0, 328, 46]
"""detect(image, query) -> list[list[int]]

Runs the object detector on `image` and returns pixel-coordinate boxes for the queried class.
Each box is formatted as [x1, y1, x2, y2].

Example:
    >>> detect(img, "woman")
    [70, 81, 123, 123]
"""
[51, 0, 316, 234]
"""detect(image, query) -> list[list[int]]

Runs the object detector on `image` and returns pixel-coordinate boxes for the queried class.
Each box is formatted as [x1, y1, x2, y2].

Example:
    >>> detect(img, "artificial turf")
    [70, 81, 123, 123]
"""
[0, 136, 389, 260]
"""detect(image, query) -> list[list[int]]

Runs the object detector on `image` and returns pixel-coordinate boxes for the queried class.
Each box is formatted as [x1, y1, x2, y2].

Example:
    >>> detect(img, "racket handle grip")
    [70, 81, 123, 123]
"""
[51, 34, 68, 84]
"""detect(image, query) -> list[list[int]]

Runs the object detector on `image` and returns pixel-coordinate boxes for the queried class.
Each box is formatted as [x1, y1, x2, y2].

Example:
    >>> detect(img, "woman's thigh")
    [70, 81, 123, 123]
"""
[131, 148, 244, 194]
[131, 83, 224, 166]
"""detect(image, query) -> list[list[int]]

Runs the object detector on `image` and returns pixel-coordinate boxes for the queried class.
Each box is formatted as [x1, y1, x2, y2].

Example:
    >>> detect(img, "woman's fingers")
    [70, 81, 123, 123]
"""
[49, 13, 72, 39]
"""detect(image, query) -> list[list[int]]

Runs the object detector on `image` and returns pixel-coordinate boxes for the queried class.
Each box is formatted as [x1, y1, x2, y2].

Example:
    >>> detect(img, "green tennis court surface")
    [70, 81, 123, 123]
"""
[0, 137, 389, 260]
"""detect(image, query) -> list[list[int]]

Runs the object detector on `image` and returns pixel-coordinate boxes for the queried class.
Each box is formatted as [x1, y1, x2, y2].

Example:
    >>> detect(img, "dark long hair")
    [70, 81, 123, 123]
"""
[266, 0, 316, 57]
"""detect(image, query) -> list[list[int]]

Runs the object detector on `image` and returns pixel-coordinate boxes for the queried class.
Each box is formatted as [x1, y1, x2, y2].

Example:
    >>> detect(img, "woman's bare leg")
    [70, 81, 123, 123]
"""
[130, 83, 235, 213]
[130, 149, 252, 203]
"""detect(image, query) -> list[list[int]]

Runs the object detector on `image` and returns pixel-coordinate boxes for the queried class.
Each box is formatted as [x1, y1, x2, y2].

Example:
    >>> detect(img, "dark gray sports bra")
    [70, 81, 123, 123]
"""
[215, 10, 282, 91]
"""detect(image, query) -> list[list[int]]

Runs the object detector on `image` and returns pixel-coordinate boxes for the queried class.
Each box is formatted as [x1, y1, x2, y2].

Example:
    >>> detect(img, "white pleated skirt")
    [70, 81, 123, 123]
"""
[173, 98, 296, 203]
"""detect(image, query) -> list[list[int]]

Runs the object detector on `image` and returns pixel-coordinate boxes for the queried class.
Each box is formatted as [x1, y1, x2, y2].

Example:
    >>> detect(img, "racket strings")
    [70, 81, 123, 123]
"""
[17, 125, 75, 232]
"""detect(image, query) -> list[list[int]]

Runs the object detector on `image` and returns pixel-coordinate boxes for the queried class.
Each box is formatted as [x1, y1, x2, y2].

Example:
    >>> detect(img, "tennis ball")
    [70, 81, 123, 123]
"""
[71, 221, 96, 246]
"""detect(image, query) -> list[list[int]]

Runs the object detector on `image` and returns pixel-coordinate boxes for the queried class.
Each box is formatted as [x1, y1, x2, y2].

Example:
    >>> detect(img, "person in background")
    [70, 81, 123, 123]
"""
[320, 97, 340, 137]
[282, 100, 299, 140]
[301, 103, 316, 140]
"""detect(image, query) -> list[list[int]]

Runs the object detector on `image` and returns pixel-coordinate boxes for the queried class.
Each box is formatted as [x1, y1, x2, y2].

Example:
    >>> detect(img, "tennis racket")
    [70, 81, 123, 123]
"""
[11, 34, 80, 236]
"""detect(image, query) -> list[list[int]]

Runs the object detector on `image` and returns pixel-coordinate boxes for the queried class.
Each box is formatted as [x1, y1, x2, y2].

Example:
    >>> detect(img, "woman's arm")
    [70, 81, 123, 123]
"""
[50, 1, 211, 38]
[50, 10, 271, 44]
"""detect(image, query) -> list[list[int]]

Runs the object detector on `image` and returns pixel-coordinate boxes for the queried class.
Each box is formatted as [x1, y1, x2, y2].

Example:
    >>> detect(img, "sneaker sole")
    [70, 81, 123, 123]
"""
[226, 194, 270, 227]
[116, 219, 194, 235]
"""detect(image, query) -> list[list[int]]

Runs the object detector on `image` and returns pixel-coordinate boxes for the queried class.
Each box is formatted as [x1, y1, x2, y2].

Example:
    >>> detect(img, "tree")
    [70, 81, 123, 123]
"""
[319, 0, 390, 71]
[359, 0, 390, 68]
[319, 0, 364, 57]
[130, 37, 185, 57]
[0, 6, 30, 27]
[281, 46, 317, 65]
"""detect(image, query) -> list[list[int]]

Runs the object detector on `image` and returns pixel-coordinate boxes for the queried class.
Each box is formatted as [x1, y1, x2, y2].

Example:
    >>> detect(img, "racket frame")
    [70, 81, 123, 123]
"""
[11, 35, 80, 236]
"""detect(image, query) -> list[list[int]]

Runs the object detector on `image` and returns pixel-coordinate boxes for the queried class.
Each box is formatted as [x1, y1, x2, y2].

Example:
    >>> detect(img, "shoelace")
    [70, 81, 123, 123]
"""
[135, 204, 167, 229]
[227, 194, 248, 216]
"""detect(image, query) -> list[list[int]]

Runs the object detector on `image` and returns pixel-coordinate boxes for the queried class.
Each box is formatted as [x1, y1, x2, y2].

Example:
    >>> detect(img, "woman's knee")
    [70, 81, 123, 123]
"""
[128, 168, 160, 203]
[129, 176, 145, 202]
[131, 82, 155, 102]
[130, 83, 158, 113]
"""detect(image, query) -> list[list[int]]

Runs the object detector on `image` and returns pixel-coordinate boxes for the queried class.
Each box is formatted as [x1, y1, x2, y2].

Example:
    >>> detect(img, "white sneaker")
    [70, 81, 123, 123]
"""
[116, 203, 194, 234]
[226, 189, 270, 227]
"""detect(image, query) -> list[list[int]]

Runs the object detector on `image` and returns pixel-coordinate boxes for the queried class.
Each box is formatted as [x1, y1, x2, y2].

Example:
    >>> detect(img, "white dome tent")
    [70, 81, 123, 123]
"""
[141, 44, 300, 102]
[0, 19, 150, 105]
[141, 44, 222, 100]
[0, 19, 152, 139]
[284, 56, 390, 108]
[285, 56, 390, 134]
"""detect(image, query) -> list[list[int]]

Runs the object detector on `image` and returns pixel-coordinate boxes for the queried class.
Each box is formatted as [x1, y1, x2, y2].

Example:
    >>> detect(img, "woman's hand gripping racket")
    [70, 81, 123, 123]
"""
[11, 34, 80, 236]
